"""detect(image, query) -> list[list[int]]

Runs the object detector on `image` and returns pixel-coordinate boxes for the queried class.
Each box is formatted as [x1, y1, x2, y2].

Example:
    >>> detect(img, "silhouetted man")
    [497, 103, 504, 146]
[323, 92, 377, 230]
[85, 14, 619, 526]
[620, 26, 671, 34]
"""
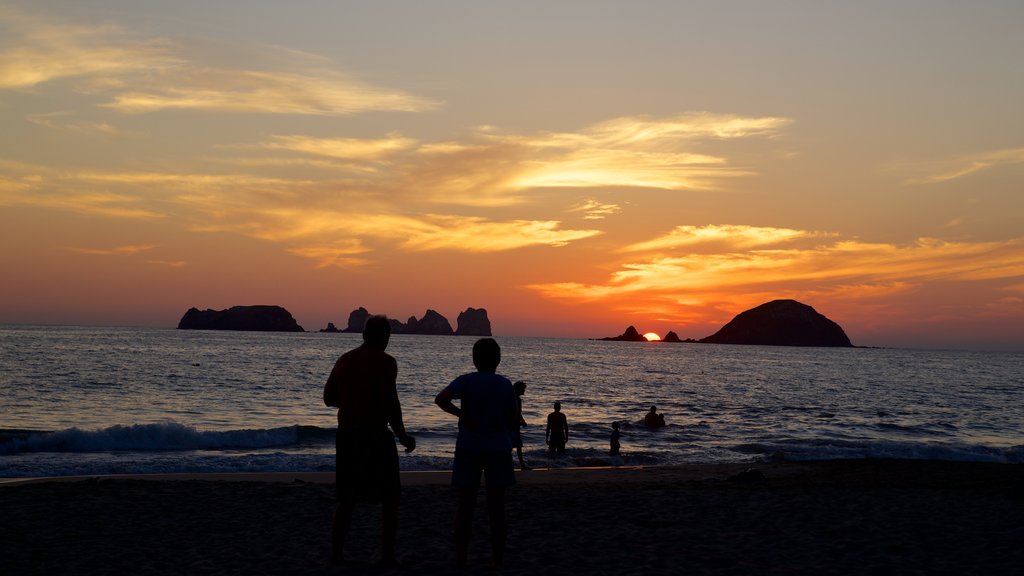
[323, 315, 415, 565]
[435, 338, 518, 567]
[546, 401, 569, 454]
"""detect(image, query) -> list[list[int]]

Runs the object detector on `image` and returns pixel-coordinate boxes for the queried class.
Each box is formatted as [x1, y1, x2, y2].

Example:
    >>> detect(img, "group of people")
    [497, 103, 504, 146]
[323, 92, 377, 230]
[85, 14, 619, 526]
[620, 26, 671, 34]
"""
[321, 315, 668, 567]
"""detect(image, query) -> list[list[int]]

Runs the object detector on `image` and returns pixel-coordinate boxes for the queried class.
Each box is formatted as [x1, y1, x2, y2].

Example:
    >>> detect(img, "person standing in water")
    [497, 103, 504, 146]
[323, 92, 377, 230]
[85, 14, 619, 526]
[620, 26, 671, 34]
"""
[545, 401, 569, 454]
[610, 421, 621, 456]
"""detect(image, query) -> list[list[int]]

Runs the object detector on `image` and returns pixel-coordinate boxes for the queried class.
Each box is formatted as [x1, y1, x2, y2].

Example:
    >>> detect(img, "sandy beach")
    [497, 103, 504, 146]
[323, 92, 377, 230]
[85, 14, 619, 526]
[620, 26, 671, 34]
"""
[2, 460, 1022, 575]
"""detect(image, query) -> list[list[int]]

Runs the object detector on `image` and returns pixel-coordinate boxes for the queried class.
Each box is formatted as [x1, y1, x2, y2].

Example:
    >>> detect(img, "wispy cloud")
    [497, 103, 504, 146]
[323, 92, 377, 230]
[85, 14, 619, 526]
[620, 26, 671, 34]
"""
[0, 9, 178, 89]
[69, 244, 156, 256]
[390, 113, 791, 206]
[0, 8, 438, 116]
[26, 111, 132, 136]
[258, 134, 418, 160]
[287, 241, 370, 268]
[103, 68, 438, 115]
[905, 147, 1024, 184]
[621, 224, 831, 252]
[568, 199, 622, 220]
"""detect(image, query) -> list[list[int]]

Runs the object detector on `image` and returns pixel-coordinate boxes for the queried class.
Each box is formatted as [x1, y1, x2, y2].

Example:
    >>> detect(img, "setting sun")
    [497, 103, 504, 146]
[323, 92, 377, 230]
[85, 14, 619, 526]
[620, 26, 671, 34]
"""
[643, 332, 661, 341]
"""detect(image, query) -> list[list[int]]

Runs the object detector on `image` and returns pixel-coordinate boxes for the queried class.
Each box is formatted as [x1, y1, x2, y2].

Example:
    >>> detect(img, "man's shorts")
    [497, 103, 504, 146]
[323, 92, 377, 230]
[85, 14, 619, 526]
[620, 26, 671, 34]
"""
[336, 427, 400, 503]
[451, 449, 516, 490]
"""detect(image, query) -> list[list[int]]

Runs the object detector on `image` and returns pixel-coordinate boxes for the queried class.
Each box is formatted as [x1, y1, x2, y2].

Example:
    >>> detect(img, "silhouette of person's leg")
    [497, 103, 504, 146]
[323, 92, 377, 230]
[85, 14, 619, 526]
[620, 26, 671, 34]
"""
[454, 489, 476, 567]
[331, 501, 353, 563]
[486, 486, 507, 566]
[381, 494, 399, 565]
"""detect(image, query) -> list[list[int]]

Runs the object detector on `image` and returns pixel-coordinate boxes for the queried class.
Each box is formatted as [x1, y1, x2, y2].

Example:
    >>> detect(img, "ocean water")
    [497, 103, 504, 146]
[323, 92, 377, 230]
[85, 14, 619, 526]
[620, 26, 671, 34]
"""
[1, 325, 1022, 478]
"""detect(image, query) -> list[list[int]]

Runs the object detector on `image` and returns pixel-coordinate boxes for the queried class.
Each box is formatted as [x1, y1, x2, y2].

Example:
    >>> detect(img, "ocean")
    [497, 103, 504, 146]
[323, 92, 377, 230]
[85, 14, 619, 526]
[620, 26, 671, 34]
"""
[1, 325, 1022, 478]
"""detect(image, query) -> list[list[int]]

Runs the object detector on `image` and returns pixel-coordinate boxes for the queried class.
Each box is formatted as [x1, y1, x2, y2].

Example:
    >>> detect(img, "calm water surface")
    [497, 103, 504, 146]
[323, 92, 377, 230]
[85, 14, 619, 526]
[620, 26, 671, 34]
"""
[1, 326, 1021, 477]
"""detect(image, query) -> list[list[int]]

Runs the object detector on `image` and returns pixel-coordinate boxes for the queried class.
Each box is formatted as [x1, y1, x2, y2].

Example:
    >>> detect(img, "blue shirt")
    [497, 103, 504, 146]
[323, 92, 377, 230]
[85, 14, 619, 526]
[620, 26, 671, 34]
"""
[443, 372, 517, 452]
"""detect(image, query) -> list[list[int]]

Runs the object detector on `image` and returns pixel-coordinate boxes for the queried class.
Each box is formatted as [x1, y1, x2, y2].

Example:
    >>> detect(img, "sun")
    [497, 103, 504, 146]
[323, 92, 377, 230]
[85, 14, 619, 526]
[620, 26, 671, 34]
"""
[643, 332, 661, 341]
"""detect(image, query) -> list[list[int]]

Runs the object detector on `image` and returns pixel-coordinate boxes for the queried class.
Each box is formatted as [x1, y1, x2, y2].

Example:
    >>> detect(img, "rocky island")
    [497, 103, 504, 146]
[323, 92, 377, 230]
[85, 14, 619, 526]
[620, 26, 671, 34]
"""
[699, 299, 852, 347]
[597, 325, 648, 342]
[177, 305, 304, 332]
[328, 307, 492, 336]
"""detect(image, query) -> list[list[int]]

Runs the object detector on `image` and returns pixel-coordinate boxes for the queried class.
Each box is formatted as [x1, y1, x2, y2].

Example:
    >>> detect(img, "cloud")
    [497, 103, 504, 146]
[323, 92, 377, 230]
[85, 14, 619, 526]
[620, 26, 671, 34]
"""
[0, 8, 179, 89]
[234, 211, 603, 253]
[0, 8, 437, 116]
[621, 224, 830, 252]
[258, 134, 418, 160]
[26, 112, 132, 136]
[905, 147, 1024, 184]
[147, 259, 188, 268]
[287, 241, 371, 268]
[568, 199, 622, 220]
[69, 244, 156, 256]
[103, 68, 438, 115]
[394, 113, 791, 206]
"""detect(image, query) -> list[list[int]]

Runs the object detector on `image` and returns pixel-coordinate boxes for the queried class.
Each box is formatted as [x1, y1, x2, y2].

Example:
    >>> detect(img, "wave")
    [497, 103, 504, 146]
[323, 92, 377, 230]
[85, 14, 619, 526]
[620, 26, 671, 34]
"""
[0, 422, 335, 455]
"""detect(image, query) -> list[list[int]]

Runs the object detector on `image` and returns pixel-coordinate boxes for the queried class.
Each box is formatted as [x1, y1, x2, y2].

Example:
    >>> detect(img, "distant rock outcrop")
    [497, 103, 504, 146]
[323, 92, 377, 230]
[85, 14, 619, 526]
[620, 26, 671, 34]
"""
[598, 325, 648, 342]
[320, 322, 340, 333]
[178, 305, 304, 332]
[663, 331, 682, 343]
[335, 307, 482, 336]
[455, 307, 492, 336]
[406, 309, 455, 335]
[699, 299, 852, 347]
[343, 307, 371, 333]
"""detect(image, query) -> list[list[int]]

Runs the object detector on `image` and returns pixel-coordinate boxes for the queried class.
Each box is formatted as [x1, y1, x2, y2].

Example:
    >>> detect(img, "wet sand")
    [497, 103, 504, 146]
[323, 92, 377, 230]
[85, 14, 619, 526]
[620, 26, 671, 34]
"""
[2, 460, 1022, 575]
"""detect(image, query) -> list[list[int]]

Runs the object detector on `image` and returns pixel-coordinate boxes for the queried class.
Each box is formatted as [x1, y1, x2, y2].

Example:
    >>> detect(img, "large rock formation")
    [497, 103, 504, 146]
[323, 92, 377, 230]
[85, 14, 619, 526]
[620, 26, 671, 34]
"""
[699, 299, 852, 347]
[337, 307, 468, 335]
[598, 326, 648, 342]
[405, 309, 455, 335]
[455, 307, 492, 336]
[343, 307, 371, 333]
[663, 331, 682, 343]
[177, 305, 304, 332]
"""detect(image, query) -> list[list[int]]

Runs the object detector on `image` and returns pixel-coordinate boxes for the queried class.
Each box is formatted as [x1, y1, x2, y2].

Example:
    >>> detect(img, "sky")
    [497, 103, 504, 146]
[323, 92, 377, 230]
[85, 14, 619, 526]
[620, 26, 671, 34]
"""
[1, 0, 1022, 350]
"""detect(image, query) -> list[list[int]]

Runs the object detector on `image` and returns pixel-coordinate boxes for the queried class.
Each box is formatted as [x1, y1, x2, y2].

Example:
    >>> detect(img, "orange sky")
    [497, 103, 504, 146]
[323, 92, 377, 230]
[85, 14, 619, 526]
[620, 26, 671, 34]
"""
[1, 2, 1022, 350]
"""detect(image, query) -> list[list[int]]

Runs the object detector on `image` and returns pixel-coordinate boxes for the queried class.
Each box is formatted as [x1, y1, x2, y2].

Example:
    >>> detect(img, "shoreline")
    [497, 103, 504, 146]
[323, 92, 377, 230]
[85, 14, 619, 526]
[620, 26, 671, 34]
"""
[2, 459, 1022, 574]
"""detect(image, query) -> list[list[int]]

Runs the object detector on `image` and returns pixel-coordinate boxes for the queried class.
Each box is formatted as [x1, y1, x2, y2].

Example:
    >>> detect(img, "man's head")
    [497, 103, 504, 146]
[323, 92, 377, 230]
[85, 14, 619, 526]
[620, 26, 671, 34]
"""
[649, 405, 657, 413]
[514, 381, 526, 395]
[554, 401, 561, 412]
[362, 315, 391, 349]
[472, 338, 501, 373]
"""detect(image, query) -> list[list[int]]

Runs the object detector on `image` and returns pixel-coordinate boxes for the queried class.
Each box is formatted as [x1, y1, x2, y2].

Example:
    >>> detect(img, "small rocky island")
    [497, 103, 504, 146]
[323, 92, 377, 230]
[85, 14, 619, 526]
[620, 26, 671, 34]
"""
[177, 305, 304, 332]
[596, 299, 853, 347]
[325, 307, 492, 336]
[598, 325, 648, 342]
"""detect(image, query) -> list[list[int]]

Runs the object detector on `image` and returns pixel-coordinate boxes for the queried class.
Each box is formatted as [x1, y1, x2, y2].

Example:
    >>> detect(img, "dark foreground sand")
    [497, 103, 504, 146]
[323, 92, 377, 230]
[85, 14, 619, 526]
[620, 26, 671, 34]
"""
[2, 460, 1022, 575]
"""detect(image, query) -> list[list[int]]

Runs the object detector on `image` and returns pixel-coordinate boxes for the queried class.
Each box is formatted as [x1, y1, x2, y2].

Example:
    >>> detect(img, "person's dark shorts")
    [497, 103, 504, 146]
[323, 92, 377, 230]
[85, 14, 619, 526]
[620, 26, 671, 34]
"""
[452, 449, 516, 490]
[336, 427, 399, 503]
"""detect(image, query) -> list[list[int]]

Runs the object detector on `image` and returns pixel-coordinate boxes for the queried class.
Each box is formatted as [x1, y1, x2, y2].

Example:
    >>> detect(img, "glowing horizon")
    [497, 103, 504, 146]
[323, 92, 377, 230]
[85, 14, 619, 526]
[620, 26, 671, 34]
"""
[1, 2, 1022, 351]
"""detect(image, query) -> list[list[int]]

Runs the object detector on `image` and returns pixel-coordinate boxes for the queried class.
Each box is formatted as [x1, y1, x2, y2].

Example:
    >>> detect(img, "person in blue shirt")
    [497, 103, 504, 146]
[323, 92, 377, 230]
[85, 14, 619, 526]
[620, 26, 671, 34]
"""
[435, 338, 519, 567]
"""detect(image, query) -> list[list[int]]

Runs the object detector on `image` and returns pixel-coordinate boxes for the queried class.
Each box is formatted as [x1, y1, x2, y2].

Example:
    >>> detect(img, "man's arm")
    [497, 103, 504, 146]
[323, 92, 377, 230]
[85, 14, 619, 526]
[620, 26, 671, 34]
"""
[323, 359, 343, 407]
[561, 414, 569, 441]
[383, 358, 415, 453]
